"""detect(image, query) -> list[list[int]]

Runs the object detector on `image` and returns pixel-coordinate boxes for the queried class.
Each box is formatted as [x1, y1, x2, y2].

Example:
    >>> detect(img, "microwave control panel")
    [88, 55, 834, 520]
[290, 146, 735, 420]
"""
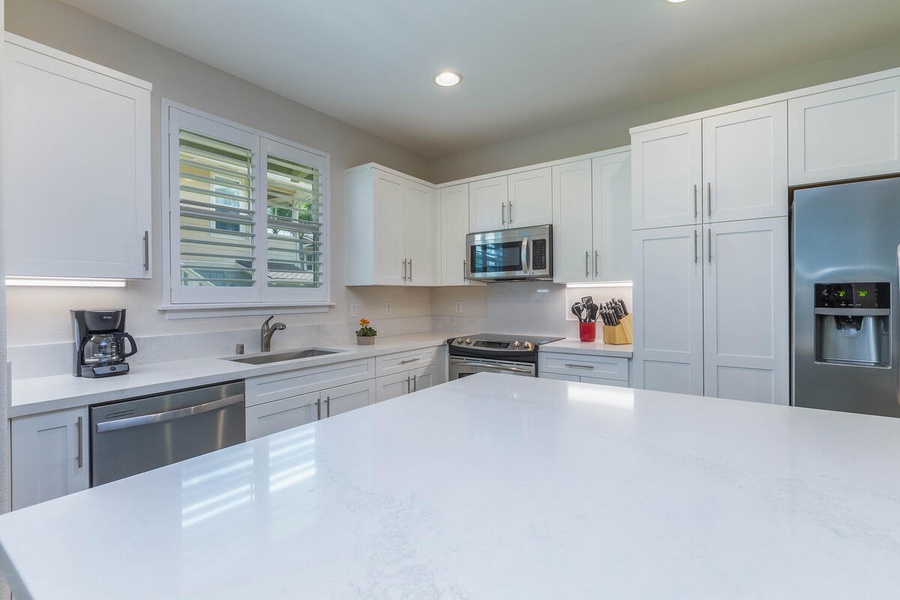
[532, 239, 547, 270]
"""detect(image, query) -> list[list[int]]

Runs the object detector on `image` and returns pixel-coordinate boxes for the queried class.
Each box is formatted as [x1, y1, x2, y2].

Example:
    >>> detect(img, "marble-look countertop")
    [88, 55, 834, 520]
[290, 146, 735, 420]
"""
[543, 337, 633, 356]
[10, 333, 455, 418]
[1, 374, 898, 598]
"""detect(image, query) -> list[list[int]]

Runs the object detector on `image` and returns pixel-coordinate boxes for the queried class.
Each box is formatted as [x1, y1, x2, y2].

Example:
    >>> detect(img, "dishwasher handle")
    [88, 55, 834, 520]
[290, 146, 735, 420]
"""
[95, 394, 244, 433]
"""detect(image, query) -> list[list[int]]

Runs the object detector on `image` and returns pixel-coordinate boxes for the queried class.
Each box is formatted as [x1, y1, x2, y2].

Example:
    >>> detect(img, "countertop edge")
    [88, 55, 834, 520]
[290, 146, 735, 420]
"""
[542, 338, 633, 357]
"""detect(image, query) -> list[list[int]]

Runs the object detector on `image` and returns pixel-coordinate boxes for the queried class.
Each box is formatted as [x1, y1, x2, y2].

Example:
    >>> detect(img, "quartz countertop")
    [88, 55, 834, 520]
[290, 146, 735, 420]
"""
[10, 333, 454, 418]
[543, 337, 633, 356]
[1, 374, 898, 598]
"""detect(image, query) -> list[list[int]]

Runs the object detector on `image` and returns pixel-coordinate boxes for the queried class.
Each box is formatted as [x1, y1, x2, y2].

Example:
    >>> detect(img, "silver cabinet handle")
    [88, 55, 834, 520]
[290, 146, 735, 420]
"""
[693, 185, 698, 219]
[508, 201, 514, 224]
[707, 182, 712, 217]
[76, 416, 84, 469]
[316, 397, 321, 420]
[409, 258, 413, 281]
[406, 376, 411, 393]
[594, 250, 599, 277]
[463, 260, 466, 280]
[694, 230, 698, 263]
[142, 231, 150, 272]
[95, 394, 244, 433]
[326, 396, 331, 418]
[565, 363, 595, 370]
[400, 357, 420, 364]
[402, 258, 408, 281]
[708, 228, 713, 263]
[501, 203, 506, 225]
[585, 250, 590, 277]
[412, 374, 418, 392]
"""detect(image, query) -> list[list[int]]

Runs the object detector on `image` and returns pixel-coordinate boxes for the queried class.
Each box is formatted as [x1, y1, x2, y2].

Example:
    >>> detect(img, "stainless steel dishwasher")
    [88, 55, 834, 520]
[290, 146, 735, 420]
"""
[90, 380, 245, 486]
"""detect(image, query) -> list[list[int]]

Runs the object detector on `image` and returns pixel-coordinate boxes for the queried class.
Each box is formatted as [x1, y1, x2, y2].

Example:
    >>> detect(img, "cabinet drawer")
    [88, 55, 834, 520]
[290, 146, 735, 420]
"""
[245, 358, 375, 407]
[539, 352, 629, 381]
[376, 346, 441, 377]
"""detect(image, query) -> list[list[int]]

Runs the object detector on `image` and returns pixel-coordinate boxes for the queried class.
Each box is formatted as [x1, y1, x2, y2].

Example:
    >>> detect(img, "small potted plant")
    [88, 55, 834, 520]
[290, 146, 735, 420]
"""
[356, 318, 377, 345]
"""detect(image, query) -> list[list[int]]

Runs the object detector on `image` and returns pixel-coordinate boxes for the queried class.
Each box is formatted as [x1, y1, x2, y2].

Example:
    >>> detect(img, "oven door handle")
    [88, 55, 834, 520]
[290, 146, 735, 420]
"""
[95, 394, 244, 433]
[451, 360, 534, 373]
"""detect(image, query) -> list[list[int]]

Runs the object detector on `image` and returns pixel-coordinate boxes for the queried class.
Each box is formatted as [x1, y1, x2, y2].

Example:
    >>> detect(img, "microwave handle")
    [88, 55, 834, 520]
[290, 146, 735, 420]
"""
[522, 238, 529, 275]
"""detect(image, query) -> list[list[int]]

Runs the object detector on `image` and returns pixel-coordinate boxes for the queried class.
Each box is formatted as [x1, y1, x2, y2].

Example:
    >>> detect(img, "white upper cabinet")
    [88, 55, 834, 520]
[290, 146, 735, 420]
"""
[552, 150, 631, 283]
[3, 35, 152, 279]
[438, 183, 479, 286]
[469, 168, 551, 232]
[346, 164, 435, 286]
[703, 103, 788, 222]
[631, 121, 702, 230]
[789, 77, 900, 185]
[632, 103, 787, 229]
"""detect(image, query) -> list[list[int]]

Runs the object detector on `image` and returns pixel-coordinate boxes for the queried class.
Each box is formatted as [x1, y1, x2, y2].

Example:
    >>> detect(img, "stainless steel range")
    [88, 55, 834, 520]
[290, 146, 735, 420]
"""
[448, 333, 564, 379]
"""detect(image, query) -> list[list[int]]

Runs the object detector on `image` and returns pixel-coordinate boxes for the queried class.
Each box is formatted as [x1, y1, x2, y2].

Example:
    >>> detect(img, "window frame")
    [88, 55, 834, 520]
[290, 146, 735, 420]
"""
[162, 100, 331, 310]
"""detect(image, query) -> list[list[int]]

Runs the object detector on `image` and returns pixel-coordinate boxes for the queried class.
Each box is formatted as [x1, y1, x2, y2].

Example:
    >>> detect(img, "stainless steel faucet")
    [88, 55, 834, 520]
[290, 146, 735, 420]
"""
[260, 316, 286, 352]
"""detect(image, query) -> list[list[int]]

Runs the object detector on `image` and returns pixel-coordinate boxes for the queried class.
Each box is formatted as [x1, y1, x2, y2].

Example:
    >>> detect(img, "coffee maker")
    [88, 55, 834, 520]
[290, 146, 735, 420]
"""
[71, 309, 138, 378]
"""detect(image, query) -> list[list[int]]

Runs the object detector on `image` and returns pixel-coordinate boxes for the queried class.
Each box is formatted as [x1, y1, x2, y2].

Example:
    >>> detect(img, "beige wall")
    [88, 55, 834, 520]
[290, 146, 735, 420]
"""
[5, 0, 434, 348]
[428, 39, 900, 183]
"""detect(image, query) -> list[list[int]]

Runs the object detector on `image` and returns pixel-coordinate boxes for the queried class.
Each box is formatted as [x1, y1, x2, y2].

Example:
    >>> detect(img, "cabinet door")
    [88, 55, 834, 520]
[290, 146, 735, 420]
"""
[592, 152, 632, 281]
[469, 176, 508, 232]
[404, 180, 436, 286]
[438, 184, 471, 286]
[703, 218, 788, 405]
[11, 408, 89, 510]
[632, 226, 704, 394]
[375, 372, 411, 403]
[631, 121, 702, 230]
[246, 392, 319, 440]
[322, 379, 376, 417]
[4, 39, 151, 279]
[552, 160, 594, 283]
[409, 364, 441, 392]
[789, 77, 900, 185]
[703, 103, 788, 222]
[508, 167, 552, 228]
[372, 169, 406, 285]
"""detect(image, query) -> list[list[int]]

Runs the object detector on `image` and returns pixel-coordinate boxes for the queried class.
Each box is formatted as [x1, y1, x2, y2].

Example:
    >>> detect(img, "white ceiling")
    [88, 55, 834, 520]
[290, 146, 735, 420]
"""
[61, 0, 900, 158]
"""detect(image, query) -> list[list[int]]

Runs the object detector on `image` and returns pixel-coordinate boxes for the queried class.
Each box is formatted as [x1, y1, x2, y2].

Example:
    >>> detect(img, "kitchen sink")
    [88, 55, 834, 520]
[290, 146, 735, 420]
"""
[225, 348, 345, 365]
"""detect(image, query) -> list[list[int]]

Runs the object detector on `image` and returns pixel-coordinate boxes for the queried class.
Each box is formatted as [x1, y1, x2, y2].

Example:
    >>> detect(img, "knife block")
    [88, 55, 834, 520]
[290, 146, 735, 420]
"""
[602, 313, 633, 345]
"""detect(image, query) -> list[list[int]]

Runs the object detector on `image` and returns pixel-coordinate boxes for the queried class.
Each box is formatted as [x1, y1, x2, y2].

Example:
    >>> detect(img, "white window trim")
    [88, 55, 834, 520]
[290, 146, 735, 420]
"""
[160, 99, 332, 313]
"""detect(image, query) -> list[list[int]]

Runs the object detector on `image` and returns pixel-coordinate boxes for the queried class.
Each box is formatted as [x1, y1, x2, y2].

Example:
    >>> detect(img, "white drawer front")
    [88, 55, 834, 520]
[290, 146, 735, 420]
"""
[539, 352, 629, 381]
[246, 392, 319, 440]
[245, 358, 375, 407]
[376, 346, 441, 377]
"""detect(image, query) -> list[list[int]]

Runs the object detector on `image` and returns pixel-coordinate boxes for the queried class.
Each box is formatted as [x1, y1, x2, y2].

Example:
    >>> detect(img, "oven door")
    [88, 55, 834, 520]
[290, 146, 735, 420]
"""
[449, 356, 536, 379]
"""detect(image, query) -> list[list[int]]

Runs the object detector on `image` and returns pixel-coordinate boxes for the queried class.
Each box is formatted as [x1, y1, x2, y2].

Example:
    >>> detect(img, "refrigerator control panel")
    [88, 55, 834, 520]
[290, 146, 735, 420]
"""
[815, 282, 890, 309]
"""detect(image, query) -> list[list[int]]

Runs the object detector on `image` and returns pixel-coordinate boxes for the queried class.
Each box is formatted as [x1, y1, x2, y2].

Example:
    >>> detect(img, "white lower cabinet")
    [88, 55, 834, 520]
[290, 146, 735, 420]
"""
[632, 217, 789, 404]
[323, 379, 376, 417]
[538, 352, 630, 387]
[374, 346, 445, 403]
[246, 391, 319, 440]
[11, 407, 90, 510]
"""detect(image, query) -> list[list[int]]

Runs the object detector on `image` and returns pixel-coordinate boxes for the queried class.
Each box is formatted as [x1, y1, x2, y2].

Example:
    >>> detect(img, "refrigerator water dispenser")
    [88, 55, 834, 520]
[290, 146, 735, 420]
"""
[814, 283, 890, 367]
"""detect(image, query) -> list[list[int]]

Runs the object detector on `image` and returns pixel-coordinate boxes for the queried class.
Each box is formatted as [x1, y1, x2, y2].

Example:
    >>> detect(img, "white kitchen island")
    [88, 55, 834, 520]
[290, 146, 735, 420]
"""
[1, 374, 899, 598]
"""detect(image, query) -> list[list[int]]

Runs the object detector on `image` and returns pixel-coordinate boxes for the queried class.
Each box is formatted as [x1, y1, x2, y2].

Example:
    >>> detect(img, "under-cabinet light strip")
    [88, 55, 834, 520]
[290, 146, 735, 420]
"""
[5, 277, 126, 288]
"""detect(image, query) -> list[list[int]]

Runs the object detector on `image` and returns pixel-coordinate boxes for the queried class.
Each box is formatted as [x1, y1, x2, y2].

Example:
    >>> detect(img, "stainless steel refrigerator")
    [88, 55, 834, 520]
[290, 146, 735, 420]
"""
[792, 175, 900, 417]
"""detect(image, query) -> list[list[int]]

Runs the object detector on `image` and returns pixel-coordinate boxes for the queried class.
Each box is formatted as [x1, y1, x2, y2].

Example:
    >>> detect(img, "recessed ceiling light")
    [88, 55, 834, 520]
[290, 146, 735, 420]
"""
[666, 0, 688, 3]
[434, 71, 462, 87]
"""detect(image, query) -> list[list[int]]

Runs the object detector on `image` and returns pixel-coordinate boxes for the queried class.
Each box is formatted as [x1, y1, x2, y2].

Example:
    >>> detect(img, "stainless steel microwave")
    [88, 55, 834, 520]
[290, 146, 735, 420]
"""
[465, 224, 553, 281]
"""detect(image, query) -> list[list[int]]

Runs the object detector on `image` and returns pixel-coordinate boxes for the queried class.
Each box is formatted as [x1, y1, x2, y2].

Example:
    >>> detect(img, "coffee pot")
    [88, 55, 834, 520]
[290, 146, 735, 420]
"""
[71, 309, 138, 378]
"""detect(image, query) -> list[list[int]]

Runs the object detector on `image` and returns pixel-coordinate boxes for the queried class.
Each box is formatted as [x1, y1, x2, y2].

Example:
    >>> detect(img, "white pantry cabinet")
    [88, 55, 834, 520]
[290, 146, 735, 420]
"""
[469, 168, 552, 232]
[631, 218, 788, 404]
[346, 164, 436, 286]
[788, 77, 900, 185]
[3, 35, 152, 279]
[552, 150, 631, 283]
[631, 103, 787, 230]
[11, 407, 90, 510]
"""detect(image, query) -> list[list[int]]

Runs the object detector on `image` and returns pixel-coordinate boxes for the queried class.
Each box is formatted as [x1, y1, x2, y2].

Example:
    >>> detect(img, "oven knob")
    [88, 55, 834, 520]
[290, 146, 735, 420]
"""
[513, 340, 521, 348]
[456, 337, 465, 344]
[465, 338, 472, 345]
[524, 341, 535, 351]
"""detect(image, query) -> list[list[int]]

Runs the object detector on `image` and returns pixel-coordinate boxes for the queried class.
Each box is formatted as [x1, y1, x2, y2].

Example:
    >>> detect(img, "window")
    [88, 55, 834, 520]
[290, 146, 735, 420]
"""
[164, 102, 330, 307]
